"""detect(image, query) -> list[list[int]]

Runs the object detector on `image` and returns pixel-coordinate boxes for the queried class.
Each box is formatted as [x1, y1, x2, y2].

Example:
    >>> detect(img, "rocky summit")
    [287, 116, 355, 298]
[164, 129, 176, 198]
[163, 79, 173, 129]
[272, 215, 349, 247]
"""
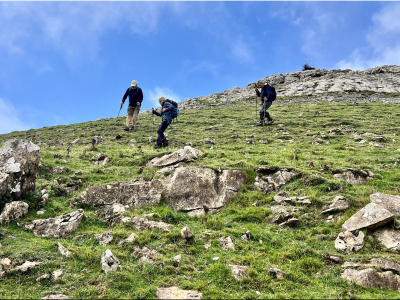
[1, 65, 400, 299]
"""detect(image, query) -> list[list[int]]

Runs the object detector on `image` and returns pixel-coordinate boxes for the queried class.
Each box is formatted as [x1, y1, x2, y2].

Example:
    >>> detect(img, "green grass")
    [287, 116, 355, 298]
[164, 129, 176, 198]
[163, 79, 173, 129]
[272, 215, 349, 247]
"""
[1, 100, 400, 299]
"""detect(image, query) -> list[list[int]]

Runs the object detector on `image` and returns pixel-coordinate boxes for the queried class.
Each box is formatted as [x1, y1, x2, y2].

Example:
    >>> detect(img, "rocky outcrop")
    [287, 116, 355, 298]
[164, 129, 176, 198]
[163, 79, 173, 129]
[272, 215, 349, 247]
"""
[220, 236, 234, 250]
[97, 231, 113, 245]
[0, 201, 29, 224]
[0, 139, 40, 201]
[335, 231, 364, 254]
[373, 228, 400, 250]
[342, 268, 400, 292]
[57, 242, 71, 257]
[95, 204, 126, 226]
[164, 167, 244, 211]
[14, 261, 41, 272]
[267, 267, 286, 279]
[131, 217, 170, 232]
[228, 264, 248, 280]
[118, 233, 138, 245]
[370, 193, 400, 216]
[25, 209, 84, 238]
[156, 286, 202, 300]
[146, 146, 203, 167]
[181, 226, 194, 239]
[333, 169, 374, 185]
[101, 249, 122, 274]
[321, 196, 349, 214]
[254, 167, 297, 194]
[342, 203, 394, 232]
[132, 246, 162, 264]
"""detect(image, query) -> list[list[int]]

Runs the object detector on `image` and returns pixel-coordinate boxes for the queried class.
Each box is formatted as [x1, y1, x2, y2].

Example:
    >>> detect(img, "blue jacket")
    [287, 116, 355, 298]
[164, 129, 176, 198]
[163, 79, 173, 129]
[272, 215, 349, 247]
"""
[256, 85, 273, 102]
[152, 100, 174, 124]
[122, 87, 143, 107]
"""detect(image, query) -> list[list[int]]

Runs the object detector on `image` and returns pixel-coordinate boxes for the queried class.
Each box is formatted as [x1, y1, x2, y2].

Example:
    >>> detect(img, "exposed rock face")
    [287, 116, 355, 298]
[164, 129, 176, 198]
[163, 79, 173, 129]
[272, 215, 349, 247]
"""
[164, 167, 244, 211]
[25, 209, 84, 238]
[228, 264, 248, 280]
[146, 146, 203, 167]
[342, 268, 400, 292]
[254, 167, 297, 194]
[79, 178, 164, 208]
[95, 204, 126, 226]
[373, 228, 400, 250]
[322, 196, 349, 214]
[101, 249, 122, 274]
[342, 203, 395, 232]
[370, 193, 400, 216]
[14, 261, 41, 272]
[335, 231, 364, 254]
[0, 139, 40, 201]
[97, 231, 113, 245]
[0, 201, 29, 224]
[132, 246, 162, 264]
[52, 269, 65, 280]
[333, 169, 374, 185]
[57, 242, 71, 257]
[156, 286, 202, 299]
[366, 258, 400, 273]
[131, 217, 170, 232]
[220, 236, 234, 250]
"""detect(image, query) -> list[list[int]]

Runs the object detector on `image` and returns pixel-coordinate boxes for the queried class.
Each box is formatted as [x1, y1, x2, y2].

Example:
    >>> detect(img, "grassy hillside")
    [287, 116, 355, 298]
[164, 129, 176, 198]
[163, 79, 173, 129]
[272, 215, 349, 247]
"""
[1, 99, 400, 299]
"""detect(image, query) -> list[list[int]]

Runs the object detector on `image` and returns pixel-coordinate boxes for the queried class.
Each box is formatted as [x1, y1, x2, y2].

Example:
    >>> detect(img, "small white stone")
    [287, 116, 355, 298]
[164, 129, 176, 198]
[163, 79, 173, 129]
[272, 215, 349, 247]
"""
[173, 254, 181, 263]
[212, 257, 219, 261]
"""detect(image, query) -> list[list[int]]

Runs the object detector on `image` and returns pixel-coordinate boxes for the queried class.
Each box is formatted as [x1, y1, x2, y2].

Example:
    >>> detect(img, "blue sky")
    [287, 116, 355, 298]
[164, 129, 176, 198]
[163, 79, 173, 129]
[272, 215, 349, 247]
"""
[1, 1, 400, 134]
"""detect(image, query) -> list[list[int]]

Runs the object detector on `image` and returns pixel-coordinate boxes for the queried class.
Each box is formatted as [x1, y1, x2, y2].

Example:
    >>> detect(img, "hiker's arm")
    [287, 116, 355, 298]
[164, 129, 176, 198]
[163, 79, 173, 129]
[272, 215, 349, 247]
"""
[121, 89, 129, 106]
[152, 109, 162, 117]
[162, 101, 173, 113]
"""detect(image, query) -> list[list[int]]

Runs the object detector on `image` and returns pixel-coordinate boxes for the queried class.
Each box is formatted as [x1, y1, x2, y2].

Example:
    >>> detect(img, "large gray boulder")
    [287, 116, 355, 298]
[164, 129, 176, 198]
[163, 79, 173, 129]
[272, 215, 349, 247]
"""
[335, 231, 364, 254]
[370, 193, 400, 216]
[25, 209, 84, 238]
[0, 201, 29, 224]
[156, 286, 202, 300]
[164, 167, 244, 211]
[342, 203, 395, 232]
[146, 146, 203, 167]
[342, 268, 400, 292]
[333, 169, 374, 185]
[373, 228, 400, 250]
[101, 249, 122, 274]
[0, 139, 40, 200]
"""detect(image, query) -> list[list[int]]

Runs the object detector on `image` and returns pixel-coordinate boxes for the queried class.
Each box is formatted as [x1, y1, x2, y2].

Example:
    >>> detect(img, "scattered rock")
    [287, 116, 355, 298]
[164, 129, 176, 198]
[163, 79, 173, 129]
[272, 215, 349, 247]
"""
[118, 233, 138, 245]
[1, 258, 12, 270]
[181, 226, 194, 239]
[25, 209, 84, 238]
[254, 167, 297, 194]
[370, 193, 400, 216]
[342, 203, 395, 232]
[326, 255, 343, 263]
[92, 152, 107, 161]
[220, 236, 234, 250]
[146, 146, 203, 167]
[373, 228, 400, 250]
[271, 212, 293, 224]
[52, 269, 65, 280]
[173, 254, 181, 263]
[342, 268, 400, 292]
[14, 261, 41, 272]
[335, 231, 364, 254]
[101, 249, 122, 274]
[321, 196, 349, 214]
[36, 274, 50, 281]
[269, 205, 301, 214]
[132, 217, 170, 232]
[273, 191, 290, 203]
[267, 267, 286, 279]
[95, 204, 126, 226]
[245, 139, 255, 144]
[97, 231, 114, 245]
[241, 230, 251, 241]
[228, 264, 248, 280]
[41, 294, 68, 300]
[53, 167, 67, 175]
[156, 286, 202, 299]
[132, 246, 162, 264]
[0, 201, 29, 224]
[0, 139, 41, 201]
[279, 218, 299, 227]
[333, 169, 374, 185]
[57, 242, 71, 257]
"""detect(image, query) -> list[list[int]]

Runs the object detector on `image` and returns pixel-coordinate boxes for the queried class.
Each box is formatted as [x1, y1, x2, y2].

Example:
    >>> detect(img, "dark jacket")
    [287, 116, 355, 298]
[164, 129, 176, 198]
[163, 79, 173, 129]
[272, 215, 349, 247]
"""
[122, 87, 143, 107]
[256, 85, 273, 102]
[152, 100, 174, 124]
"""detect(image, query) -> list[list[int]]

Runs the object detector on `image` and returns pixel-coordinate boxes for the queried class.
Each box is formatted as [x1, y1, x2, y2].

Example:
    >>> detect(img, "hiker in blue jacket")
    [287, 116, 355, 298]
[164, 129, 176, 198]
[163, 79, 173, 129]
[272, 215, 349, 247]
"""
[255, 80, 274, 125]
[120, 80, 143, 131]
[151, 96, 174, 148]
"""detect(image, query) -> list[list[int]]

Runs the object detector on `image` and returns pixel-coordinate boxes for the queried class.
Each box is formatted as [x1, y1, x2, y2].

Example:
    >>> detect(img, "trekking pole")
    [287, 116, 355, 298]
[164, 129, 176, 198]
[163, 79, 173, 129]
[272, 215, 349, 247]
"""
[263, 100, 266, 130]
[255, 84, 258, 120]
[112, 104, 123, 134]
[133, 105, 140, 132]
[152, 112, 155, 133]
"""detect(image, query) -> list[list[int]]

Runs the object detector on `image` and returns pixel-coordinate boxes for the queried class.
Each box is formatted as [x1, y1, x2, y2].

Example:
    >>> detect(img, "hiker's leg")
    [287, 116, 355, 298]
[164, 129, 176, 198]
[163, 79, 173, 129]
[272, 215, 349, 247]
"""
[259, 103, 265, 122]
[131, 106, 140, 125]
[264, 102, 272, 121]
[126, 115, 132, 127]
[126, 106, 134, 127]
[157, 121, 169, 140]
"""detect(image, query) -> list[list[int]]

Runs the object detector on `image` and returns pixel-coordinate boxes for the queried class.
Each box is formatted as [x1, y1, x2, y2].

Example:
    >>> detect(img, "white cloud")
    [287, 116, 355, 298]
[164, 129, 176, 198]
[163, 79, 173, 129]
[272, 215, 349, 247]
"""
[335, 3, 400, 70]
[231, 36, 254, 64]
[147, 87, 182, 108]
[0, 98, 31, 134]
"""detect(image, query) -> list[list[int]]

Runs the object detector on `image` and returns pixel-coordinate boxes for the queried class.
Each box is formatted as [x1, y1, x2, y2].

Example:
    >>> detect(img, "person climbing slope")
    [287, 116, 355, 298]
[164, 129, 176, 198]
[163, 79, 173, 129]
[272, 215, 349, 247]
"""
[120, 80, 143, 131]
[151, 96, 178, 148]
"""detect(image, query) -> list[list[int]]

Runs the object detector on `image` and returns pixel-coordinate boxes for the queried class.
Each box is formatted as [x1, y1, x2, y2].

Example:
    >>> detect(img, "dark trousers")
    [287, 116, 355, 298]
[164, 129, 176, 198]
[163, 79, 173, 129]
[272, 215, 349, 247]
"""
[260, 101, 272, 121]
[157, 121, 169, 143]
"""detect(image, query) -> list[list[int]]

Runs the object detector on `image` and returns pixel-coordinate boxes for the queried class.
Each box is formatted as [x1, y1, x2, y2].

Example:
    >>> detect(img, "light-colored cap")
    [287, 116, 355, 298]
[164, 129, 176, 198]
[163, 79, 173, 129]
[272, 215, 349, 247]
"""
[131, 80, 138, 87]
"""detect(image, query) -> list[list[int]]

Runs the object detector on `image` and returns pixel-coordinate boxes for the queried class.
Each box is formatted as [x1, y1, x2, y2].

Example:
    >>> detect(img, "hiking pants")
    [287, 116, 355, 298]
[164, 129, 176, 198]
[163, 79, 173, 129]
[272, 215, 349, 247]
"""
[157, 121, 169, 143]
[260, 101, 272, 122]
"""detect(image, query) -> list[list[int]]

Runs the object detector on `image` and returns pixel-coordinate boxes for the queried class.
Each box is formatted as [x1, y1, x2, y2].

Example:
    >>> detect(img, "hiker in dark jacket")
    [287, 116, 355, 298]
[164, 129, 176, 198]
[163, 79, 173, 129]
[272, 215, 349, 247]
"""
[151, 96, 174, 148]
[255, 80, 274, 125]
[120, 80, 143, 131]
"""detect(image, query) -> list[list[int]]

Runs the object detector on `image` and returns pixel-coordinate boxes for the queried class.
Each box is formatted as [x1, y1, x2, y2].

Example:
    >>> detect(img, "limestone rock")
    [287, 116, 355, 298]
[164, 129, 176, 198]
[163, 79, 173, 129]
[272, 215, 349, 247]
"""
[132, 246, 162, 264]
[279, 218, 299, 227]
[52, 269, 65, 280]
[97, 231, 113, 245]
[101, 249, 122, 274]
[156, 286, 202, 299]
[335, 231, 364, 254]
[373, 228, 400, 250]
[41, 295, 68, 300]
[254, 167, 297, 194]
[220, 236, 234, 250]
[0, 139, 40, 201]
[14, 261, 41, 272]
[53, 167, 67, 175]
[267, 267, 286, 279]
[342, 203, 395, 232]
[228, 264, 248, 280]
[367, 258, 400, 273]
[181, 226, 194, 239]
[118, 233, 138, 245]
[36, 274, 50, 281]
[156, 162, 184, 175]
[92, 152, 107, 161]
[25, 209, 84, 238]
[0, 201, 29, 224]
[131, 217, 170, 232]
[57, 242, 71, 257]
[146, 146, 203, 167]
[1, 258, 12, 270]
[370, 193, 400, 216]
[333, 170, 373, 185]
[322, 196, 349, 214]
[95, 204, 126, 225]
[173, 254, 181, 263]
[271, 212, 293, 224]
[164, 167, 244, 211]
[342, 268, 400, 291]
[273, 191, 290, 203]
[270, 205, 301, 214]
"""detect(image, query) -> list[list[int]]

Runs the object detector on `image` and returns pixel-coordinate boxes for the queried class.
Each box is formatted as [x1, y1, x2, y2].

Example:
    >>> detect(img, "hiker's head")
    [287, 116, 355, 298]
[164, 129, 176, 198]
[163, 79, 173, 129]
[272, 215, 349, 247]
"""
[257, 80, 265, 88]
[131, 80, 138, 87]
[158, 96, 166, 105]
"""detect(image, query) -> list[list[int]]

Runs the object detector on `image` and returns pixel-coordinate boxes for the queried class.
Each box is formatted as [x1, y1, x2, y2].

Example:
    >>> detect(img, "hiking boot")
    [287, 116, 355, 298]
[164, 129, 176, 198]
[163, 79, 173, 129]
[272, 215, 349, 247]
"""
[162, 139, 169, 147]
[124, 126, 129, 131]
[256, 121, 265, 126]
[267, 119, 274, 124]
[131, 125, 135, 131]
[153, 143, 162, 149]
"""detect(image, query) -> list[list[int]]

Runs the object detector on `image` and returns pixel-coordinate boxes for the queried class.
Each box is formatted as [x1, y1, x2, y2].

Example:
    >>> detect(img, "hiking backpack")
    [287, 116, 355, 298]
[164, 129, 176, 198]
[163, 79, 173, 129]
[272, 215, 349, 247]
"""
[268, 84, 277, 101]
[166, 99, 180, 122]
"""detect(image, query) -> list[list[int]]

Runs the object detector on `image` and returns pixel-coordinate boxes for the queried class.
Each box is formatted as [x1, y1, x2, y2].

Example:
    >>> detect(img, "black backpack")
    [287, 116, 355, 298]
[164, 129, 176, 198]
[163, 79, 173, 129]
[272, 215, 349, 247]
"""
[165, 99, 180, 123]
[267, 84, 277, 101]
